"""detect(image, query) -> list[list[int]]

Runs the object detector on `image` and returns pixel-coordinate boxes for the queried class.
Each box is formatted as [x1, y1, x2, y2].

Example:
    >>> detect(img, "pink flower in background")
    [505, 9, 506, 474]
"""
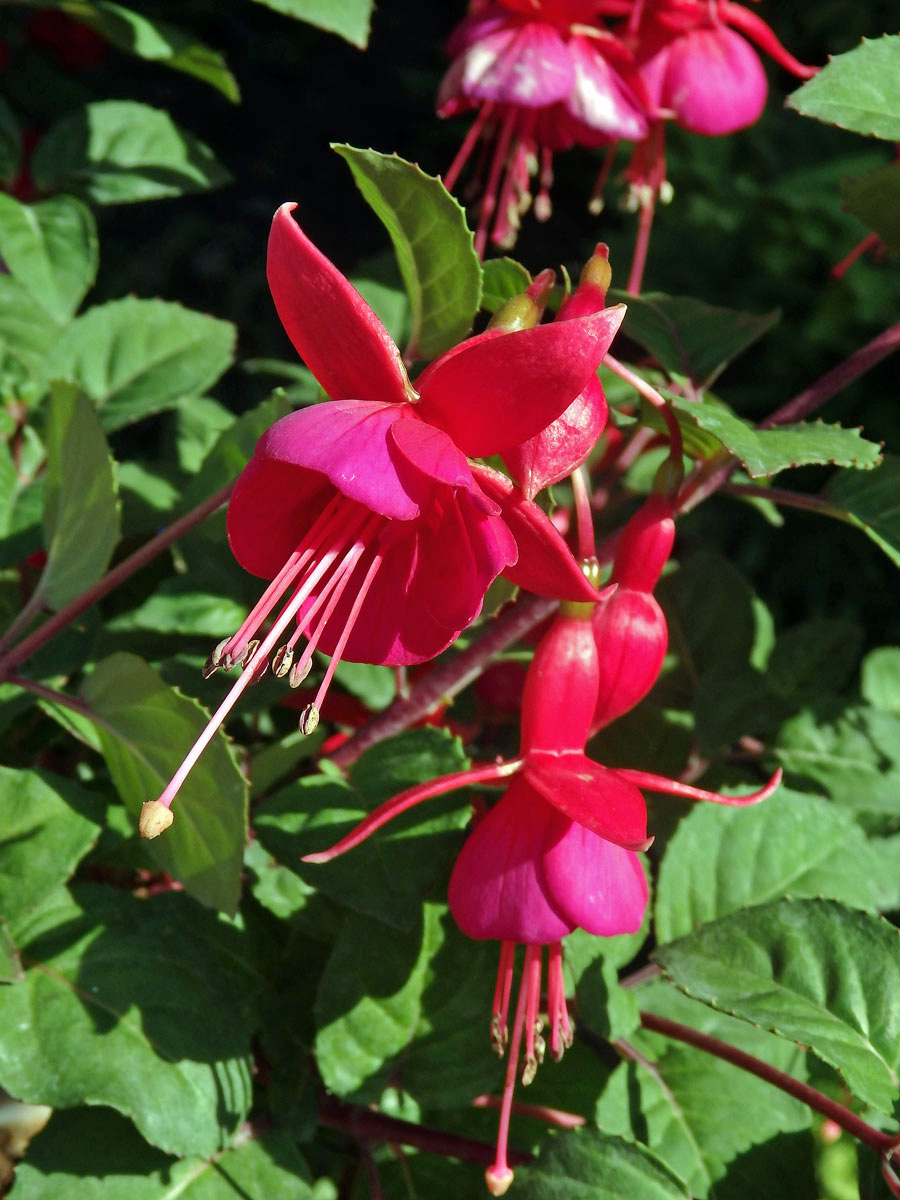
[139, 204, 624, 839]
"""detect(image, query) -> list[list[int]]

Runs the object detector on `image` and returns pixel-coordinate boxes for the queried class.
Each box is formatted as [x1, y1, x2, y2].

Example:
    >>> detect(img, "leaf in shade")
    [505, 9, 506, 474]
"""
[840, 163, 900, 253]
[11, 1108, 313, 1199]
[655, 788, 887, 943]
[80, 653, 247, 914]
[596, 983, 813, 1200]
[0, 885, 257, 1157]
[518, 1129, 689, 1199]
[248, 0, 373, 48]
[32, 101, 231, 204]
[0, 767, 104, 924]
[766, 619, 862, 703]
[861, 647, 900, 712]
[45, 297, 236, 431]
[333, 145, 482, 359]
[41, 382, 120, 611]
[826, 454, 900, 570]
[0, 97, 21, 184]
[786, 37, 900, 141]
[668, 396, 882, 478]
[653, 899, 900, 1116]
[608, 290, 779, 388]
[481, 257, 532, 312]
[0, 193, 97, 323]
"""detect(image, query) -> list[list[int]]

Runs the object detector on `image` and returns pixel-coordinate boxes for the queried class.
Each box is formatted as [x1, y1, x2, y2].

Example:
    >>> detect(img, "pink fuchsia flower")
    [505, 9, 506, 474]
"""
[439, 4, 649, 253]
[138, 205, 624, 840]
[634, 0, 817, 136]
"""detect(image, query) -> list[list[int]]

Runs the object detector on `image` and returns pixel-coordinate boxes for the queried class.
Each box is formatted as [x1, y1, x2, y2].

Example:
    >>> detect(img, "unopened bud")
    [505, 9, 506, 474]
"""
[298, 704, 320, 735]
[580, 243, 612, 294]
[487, 268, 555, 333]
[139, 800, 174, 840]
[273, 645, 293, 678]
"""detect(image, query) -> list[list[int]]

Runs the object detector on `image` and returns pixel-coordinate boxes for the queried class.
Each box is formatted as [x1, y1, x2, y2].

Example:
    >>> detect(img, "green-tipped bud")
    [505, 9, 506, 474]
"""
[579, 243, 612, 294]
[487, 268, 556, 333]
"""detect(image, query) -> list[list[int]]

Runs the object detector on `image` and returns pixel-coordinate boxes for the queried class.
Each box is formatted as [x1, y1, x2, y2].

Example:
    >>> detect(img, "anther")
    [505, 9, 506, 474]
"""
[273, 645, 294, 678]
[490, 1014, 508, 1058]
[239, 639, 260, 668]
[203, 638, 230, 679]
[521, 1054, 538, 1086]
[299, 704, 320, 735]
[289, 658, 312, 688]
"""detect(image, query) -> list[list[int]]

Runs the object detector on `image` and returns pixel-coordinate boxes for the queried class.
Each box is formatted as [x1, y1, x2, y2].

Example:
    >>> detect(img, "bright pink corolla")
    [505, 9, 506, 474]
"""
[139, 204, 625, 840]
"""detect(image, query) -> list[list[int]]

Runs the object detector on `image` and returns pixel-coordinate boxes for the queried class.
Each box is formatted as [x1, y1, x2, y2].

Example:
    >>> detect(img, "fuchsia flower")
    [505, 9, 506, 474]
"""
[305, 599, 781, 1193]
[634, 0, 817, 136]
[139, 205, 625, 839]
[440, 0, 649, 252]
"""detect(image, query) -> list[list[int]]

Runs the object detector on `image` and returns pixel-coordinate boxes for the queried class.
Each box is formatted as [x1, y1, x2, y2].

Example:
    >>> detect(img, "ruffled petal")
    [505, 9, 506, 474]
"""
[471, 464, 601, 602]
[416, 305, 625, 457]
[540, 813, 649, 936]
[268, 203, 411, 405]
[448, 779, 575, 944]
[227, 454, 331, 579]
[450, 21, 576, 108]
[256, 400, 422, 521]
[525, 750, 650, 849]
[565, 34, 649, 143]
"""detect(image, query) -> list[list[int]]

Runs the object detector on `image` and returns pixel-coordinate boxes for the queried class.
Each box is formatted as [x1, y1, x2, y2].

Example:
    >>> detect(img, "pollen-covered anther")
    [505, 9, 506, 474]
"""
[203, 638, 231, 679]
[490, 1013, 508, 1058]
[139, 800, 174, 840]
[238, 639, 260, 669]
[299, 703, 320, 735]
[521, 1053, 539, 1087]
[273, 645, 294, 678]
[290, 658, 312, 688]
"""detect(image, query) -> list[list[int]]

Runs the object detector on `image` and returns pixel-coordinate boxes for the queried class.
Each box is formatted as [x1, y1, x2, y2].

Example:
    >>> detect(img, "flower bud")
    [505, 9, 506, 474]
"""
[487, 268, 556, 333]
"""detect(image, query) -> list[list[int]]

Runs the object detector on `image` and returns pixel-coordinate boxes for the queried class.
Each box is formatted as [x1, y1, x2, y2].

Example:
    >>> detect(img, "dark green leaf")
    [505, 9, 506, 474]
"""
[45, 297, 236, 431]
[669, 396, 882, 479]
[0, 886, 256, 1156]
[0, 97, 22, 184]
[861, 647, 900, 712]
[766, 619, 862, 703]
[787, 37, 900, 140]
[41, 382, 120, 610]
[655, 788, 887, 943]
[81, 653, 247, 914]
[0, 276, 67, 371]
[0, 767, 104, 924]
[518, 1129, 689, 1199]
[248, 0, 373, 48]
[0, 194, 97, 323]
[826, 454, 900, 570]
[481, 257, 531, 312]
[596, 983, 812, 1200]
[32, 101, 231, 205]
[654, 899, 900, 1116]
[183, 393, 289, 507]
[12, 1107, 313, 1198]
[334, 145, 482, 359]
[841, 163, 900, 254]
[608, 290, 779, 388]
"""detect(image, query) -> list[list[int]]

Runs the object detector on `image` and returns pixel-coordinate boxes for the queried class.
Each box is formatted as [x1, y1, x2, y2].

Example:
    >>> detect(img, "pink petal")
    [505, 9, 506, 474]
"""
[256, 400, 422, 520]
[471, 464, 601, 603]
[615, 766, 783, 807]
[660, 26, 768, 135]
[448, 779, 575, 944]
[502, 375, 608, 499]
[227, 454, 331, 579]
[525, 751, 650, 849]
[268, 203, 411, 405]
[540, 813, 649, 936]
[415, 305, 625, 457]
[450, 21, 576, 108]
[592, 589, 668, 732]
[389, 411, 478, 494]
[565, 34, 649, 143]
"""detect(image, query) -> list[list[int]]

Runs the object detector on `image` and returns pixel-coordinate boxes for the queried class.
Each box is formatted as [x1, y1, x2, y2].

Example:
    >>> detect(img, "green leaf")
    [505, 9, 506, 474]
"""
[0, 886, 256, 1157]
[183, 392, 289, 507]
[826, 454, 900, 570]
[81, 653, 248, 914]
[774, 704, 900, 823]
[655, 788, 887, 943]
[45, 297, 236, 431]
[481, 257, 531, 312]
[596, 983, 813, 1199]
[333, 145, 482, 359]
[766, 619, 862, 703]
[787, 37, 900, 141]
[0, 194, 97, 323]
[669, 396, 882, 479]
[608, 291, 779, 388]
[518, 1129, 689, 1199]
[41, 382, 120, 610]
[49, 1, 240, 101]
[314, 904, 441, 1099]
[0, 276, 67, 372]
[32, 101, 231, 205]
[328, 659, 395, 711]
[841, 163, 900, 254]
[0, 767, 104, 924]
[12, 1107, 313, 1199]
[0, 922, 23, 983]
[254, 728, 471, 930]
[653, 899, 900, 1116]
[861, 647, 900, 712]
[248, 0, 373, 48]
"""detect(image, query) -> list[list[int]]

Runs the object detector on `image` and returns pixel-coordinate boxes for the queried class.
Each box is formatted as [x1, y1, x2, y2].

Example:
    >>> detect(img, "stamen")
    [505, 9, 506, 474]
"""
[491, 941, 516, 1056]
[476, 105, 518, 258]
[311, 548, 385, 715]
[272, 645, 293, 677]
[548, 943, 572, 1061]
[521, 944, 543, 1085]
[444, 100, 495, 191]
[298, 704, 320, 735]
[289, 658, 312, 688]
[485, 957, 529, 1197]
[203, 638, 231, 679]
